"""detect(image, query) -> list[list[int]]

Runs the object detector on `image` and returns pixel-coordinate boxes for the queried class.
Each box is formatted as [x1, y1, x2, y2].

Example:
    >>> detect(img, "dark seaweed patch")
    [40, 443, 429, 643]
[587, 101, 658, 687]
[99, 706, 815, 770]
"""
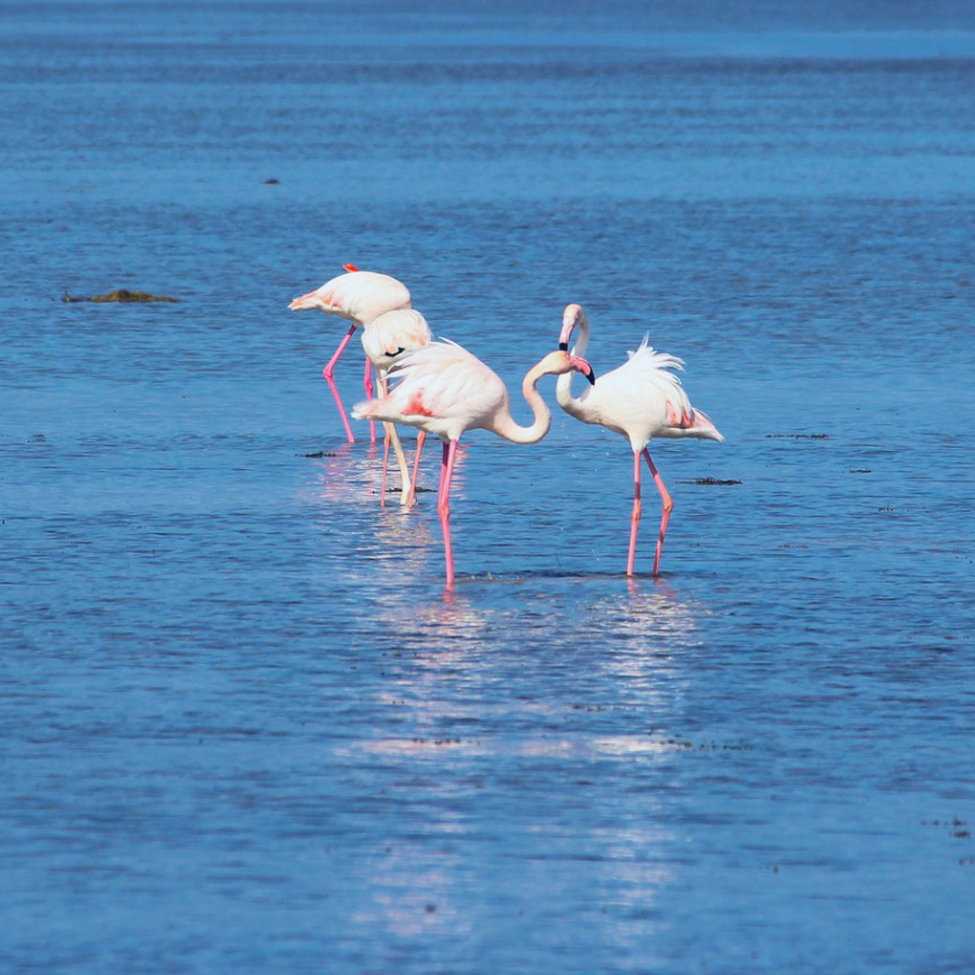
[678, 477, 742, 486]
[766, 433, 828, 439]
[63, 289, 178, 303]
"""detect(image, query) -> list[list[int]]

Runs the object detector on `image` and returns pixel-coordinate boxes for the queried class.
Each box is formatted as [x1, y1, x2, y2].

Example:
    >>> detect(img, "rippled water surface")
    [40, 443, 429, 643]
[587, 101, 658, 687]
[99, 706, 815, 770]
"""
[2, 1, 975, 972]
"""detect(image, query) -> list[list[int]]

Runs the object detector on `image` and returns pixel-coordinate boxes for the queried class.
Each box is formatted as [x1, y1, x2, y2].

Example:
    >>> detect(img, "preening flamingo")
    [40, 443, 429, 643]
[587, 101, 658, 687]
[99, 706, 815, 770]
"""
[289, 266, 432, 506]
[556, 304, 723, 576]
[353, 341, 595, 586]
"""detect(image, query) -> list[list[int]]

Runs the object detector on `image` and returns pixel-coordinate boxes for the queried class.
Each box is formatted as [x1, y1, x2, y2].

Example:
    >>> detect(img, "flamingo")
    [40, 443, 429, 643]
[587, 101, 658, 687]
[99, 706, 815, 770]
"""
[289, 265, 432, 506]
[352, 341, 595, 586]
[556, 304, 723, 576]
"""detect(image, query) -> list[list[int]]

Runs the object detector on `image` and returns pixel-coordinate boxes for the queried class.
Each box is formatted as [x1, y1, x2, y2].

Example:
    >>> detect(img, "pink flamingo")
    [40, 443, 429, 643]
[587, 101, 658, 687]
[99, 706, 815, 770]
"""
[289, 265, 432, 506]
[557, 304, 723, 576]
[353, 341, 595, 586]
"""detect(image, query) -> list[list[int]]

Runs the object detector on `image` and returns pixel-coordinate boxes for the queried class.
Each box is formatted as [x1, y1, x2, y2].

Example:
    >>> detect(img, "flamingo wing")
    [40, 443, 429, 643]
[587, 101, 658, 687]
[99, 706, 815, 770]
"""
[620, 336, 694, 426]
[572, 336, 687, 429]
[610, 336, 722, 441]
[288, 269, 412, 324]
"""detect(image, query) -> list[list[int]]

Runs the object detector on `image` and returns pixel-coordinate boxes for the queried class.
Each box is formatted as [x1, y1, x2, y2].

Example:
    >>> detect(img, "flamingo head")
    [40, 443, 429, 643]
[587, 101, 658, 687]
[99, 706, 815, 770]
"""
[536, 349, 596, 385]
[558, 303, 587, 350]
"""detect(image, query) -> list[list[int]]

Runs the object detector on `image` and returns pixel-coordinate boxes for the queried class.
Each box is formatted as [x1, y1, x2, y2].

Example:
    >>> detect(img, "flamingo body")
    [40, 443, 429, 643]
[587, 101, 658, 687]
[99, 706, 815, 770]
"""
[360, 308, 433, 371]
[289, 269, 412, 322]
[354, 340, 514, 443]
[560, 335, 723, 452]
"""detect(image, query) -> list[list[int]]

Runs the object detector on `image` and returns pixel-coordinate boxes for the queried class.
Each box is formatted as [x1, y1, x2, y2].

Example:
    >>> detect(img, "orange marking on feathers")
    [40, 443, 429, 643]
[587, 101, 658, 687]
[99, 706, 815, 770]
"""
[404, 393, 434, 417]
[343, 263, 360, 272]
[666, 404, 695, 428]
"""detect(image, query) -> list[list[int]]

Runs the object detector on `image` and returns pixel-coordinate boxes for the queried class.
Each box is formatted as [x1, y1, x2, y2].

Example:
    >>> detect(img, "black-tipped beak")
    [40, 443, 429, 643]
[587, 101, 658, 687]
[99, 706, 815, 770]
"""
[568, 354, 595, 385]
[559, 342, 568, 351]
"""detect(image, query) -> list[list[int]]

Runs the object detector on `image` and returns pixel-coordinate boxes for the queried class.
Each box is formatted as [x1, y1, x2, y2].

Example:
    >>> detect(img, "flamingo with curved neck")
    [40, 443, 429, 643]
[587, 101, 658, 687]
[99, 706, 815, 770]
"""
[353, 342, 595, 586]
[557, 303, 723, 576]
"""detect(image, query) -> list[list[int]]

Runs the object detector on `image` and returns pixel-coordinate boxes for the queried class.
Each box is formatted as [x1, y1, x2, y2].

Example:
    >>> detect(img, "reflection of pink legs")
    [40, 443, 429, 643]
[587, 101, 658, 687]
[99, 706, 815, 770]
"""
[323, 324, 358, 444]
[627, 450, 642, 577]
[406, 431, 426, 507]
[643, 448, 673, 575]
[362, 357, 377, 444]
[438, 440, 458, 587]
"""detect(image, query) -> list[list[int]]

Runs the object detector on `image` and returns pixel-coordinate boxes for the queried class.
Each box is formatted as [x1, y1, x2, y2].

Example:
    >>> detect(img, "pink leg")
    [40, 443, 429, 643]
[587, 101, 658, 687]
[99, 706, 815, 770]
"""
[438, 440, 458, 587]
[323, 324, 358, 444]
[363, 357, 377, 444]
[437, 440, 448, 497]
[378, 374, 392, 506]
[406, 430, 427, 507]
[643, 448, 673, 575]
[380, 424, 392, 508]
[627, 450, 642, 577]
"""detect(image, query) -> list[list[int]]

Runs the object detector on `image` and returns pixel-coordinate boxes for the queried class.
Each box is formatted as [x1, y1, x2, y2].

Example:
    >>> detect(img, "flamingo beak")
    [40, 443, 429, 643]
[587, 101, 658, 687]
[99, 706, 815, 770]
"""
[570, 355, 596, 385]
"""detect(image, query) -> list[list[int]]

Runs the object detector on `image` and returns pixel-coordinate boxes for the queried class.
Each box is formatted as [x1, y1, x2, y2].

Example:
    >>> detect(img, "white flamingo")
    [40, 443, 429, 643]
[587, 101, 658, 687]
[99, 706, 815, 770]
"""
[557, 304, 723, 576]
[289, 265, 431, 506]
[353, 341, 595, 586]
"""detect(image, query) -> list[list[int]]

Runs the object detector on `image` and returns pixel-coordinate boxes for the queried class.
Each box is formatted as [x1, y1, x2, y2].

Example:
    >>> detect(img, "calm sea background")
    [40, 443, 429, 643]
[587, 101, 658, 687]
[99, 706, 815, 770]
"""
[2, 1, 974, 972]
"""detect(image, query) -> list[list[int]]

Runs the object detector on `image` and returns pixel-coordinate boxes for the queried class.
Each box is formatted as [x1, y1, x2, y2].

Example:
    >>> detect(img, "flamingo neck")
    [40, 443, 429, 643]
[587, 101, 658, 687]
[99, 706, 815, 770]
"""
[556, 311, 591, 414]
[489, 361, 557, 445]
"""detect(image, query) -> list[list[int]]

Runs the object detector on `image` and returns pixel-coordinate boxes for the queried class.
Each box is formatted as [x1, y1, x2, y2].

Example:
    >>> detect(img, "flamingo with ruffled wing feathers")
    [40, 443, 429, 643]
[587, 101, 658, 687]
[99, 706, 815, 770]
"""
[289, 266, 431, 507]
[556, 304, 723, 576]
[353, 340, 595, 586]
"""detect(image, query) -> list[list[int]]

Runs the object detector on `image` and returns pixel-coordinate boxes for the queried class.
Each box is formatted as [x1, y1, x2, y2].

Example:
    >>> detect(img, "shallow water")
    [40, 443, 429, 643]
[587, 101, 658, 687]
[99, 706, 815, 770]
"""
[2, 1, 975, 972]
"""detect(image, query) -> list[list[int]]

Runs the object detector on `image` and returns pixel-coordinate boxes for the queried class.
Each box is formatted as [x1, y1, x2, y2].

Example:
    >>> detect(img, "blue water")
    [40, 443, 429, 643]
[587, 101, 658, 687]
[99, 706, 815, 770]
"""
[3, 1, 975, 972]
